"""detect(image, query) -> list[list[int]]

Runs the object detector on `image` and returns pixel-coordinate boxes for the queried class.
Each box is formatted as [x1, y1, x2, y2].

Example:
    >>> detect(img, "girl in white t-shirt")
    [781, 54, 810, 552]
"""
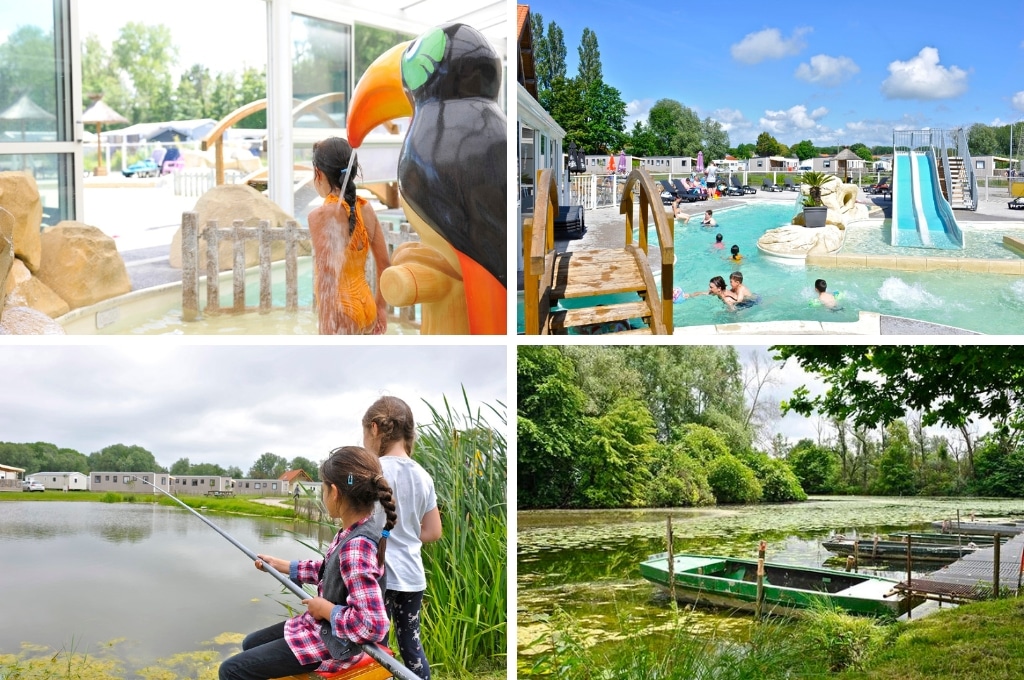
[362, 396, 442, 680]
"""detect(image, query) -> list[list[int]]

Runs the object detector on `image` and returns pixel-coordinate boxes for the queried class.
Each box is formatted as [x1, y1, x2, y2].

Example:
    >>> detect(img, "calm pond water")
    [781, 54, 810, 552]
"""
[0, 502, 334, 674]
[517, 496, 1024, 672]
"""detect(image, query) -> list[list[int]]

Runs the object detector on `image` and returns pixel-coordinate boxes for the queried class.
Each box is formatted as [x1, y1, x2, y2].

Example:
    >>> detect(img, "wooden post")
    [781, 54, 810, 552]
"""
[285, 220, 299, 311]
[182, 211, 199, 321]
[905, 535, 912, 620]
[854, 540, 860, 573]
[206, 222, 221, 314]
[258, 220, 272, 314]
[994, 534, 1001, 598]
[1017, 543, 1024, 596]
[232, 220, 246, 313]
[666, 516, 675, 603]
[755, 540, 766, 620]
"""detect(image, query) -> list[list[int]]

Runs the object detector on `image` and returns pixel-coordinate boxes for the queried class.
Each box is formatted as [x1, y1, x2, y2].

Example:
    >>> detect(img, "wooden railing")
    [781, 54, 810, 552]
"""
[180, 212, 421, 324]
[619, 168, 675, 334]
[522, 168, 558, 335]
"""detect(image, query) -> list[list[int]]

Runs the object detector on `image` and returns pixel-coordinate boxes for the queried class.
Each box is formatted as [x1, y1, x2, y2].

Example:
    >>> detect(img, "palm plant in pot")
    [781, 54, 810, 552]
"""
[800, 170, 833, 228]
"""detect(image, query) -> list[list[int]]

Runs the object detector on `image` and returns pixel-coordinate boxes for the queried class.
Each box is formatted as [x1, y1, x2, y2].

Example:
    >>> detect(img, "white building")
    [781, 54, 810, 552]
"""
[27, 471, 89, 491]
[0, 463, 25, 492]
[171, 475, 235, 496]
[91, 472, 172, 494]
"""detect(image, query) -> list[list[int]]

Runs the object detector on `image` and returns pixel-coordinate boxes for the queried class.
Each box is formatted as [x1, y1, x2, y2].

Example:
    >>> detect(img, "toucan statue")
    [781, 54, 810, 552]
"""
[347, 23, 506, 335]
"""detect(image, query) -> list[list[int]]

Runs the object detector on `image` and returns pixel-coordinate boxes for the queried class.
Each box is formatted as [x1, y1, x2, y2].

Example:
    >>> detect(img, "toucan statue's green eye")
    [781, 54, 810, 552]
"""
[402, 28, 447, 90]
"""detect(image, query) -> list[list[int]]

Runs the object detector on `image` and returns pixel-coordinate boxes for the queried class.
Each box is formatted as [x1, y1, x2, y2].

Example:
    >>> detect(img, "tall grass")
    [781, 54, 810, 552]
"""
[414, 391, 507, 676]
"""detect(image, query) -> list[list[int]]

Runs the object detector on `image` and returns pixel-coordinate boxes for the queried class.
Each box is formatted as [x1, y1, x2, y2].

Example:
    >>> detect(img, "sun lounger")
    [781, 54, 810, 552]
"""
[731, 175, 756, 195]
[723, 176, 745, 196]
[672, 179, 702, 202]
[761, 177, 782, 192]
[783, 177, 799, 191]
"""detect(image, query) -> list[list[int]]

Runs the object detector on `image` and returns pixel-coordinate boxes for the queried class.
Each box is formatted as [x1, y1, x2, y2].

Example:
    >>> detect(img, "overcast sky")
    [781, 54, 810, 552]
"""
[0, 344, 506, 471]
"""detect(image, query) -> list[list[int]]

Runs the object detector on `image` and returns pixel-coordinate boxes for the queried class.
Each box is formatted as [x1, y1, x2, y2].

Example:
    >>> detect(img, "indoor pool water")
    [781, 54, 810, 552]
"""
[668, 202, 1024, 334]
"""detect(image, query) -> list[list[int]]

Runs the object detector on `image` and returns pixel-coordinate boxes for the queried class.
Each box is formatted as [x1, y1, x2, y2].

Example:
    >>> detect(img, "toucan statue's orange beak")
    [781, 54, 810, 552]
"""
[347, 41, 413, 148]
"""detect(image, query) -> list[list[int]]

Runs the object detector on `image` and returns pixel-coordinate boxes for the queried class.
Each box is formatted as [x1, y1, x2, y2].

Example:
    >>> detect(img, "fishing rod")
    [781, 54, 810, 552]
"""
[132, 476, 418, 680]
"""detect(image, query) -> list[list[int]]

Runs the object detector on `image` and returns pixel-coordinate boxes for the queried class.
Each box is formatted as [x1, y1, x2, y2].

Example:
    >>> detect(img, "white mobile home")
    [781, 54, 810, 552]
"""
[91, 472, 172, 494]
[234, 479, 291, 496]
[27, 471, 89, 491]
[0, 464, 25, 492]
[172, 475, 235, 496]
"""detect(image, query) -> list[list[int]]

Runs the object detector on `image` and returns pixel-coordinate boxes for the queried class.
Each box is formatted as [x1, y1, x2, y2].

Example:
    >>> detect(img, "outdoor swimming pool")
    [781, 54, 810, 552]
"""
[669, 202, 1024, 334]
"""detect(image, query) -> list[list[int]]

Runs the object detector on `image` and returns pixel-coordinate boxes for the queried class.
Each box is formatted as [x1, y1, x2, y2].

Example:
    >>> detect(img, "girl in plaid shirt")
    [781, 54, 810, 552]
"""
[220, 446, 395, 680]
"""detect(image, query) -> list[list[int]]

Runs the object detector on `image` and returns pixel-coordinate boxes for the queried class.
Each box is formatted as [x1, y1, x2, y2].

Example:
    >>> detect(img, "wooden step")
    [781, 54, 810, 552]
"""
[551, 248, 646, 299]
[549, 300, 653, 332]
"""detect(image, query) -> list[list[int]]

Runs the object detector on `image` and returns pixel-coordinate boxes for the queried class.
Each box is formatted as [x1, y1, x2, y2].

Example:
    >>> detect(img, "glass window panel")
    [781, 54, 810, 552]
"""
[354, 24, 414, 80]
[0, 3, 65, 143]
[292, 14, 351, 128]
[0, 152, 75, 225]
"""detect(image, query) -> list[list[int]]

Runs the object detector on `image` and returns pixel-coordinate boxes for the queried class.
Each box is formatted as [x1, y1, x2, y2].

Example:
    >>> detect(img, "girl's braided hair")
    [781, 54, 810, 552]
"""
[319, 445, 396, 566]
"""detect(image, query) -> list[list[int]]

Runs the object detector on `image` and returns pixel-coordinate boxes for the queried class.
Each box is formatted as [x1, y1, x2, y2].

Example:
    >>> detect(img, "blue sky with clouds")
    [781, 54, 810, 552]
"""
[530, 1, 1024, 147]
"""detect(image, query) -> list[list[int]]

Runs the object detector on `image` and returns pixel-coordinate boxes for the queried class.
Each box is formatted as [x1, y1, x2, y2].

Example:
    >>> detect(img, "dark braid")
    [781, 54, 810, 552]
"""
[311, 136, 360, 236]
[362, 396, 416, 456]
[319, 445, 393, 565]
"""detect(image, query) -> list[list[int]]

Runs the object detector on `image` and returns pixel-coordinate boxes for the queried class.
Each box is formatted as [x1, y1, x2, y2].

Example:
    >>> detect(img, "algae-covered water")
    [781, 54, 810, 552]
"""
[517, 496, 1024, 671]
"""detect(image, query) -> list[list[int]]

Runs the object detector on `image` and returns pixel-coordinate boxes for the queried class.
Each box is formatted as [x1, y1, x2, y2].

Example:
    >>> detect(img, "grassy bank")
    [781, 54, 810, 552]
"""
[524, 597, 1024, 679]
[0, 490, 295, 519]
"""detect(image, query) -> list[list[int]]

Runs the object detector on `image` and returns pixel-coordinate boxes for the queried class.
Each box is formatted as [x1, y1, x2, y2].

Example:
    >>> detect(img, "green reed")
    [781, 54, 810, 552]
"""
[414, 391, 507, 677]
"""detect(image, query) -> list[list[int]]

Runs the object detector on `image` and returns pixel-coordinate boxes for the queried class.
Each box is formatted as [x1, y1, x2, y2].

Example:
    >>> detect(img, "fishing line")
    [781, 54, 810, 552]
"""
[131, 476, 417, 680]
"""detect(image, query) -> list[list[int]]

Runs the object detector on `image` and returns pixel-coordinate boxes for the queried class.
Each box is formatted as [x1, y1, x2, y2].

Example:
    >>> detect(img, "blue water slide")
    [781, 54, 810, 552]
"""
[890, 149, 963, 249]
[914, 152, 963, 249]
[891, 151, 921, 247]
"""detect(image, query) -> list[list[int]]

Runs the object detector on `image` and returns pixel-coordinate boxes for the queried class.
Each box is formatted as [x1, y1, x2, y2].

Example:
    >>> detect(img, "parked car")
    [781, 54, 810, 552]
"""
[122, 158, 160, 178]
[22, 481, 44, 492]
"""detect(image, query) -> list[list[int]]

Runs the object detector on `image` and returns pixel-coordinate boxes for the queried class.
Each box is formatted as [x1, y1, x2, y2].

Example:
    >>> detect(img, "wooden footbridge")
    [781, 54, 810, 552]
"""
[522, 167, 674, 335]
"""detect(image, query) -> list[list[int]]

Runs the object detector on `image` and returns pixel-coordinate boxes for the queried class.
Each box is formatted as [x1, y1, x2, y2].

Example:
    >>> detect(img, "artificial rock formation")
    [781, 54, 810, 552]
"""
[0, 171, 43, 271]
[5, 259, 70, 317]
[35, 222, 131, 309]
[0, 305, 65, 334]
[168, 184, 310, 270]
[759, 177, 870, 259]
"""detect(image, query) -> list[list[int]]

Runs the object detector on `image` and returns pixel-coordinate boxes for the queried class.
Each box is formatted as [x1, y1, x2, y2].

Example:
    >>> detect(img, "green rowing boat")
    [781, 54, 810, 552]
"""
[639, 553, 910, 617]
[822, 538, 976, 562]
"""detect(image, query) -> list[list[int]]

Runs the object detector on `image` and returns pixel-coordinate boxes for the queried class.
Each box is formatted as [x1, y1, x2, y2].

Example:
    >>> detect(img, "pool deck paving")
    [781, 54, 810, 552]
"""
[520, 186, 1022, 335]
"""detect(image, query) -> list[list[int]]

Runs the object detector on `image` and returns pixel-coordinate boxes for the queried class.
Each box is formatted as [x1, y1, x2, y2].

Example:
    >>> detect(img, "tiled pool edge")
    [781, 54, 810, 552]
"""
[674, 312, 978, 335]
[806, 252, 1024, 275]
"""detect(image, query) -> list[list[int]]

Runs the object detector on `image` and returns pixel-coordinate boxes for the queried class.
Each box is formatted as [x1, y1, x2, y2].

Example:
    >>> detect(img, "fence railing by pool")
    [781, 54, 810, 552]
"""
[180, 212, 421, 326]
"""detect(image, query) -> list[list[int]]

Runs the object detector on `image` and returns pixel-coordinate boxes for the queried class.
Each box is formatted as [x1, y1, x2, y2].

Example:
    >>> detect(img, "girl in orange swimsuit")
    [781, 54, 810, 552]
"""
[309, 138, 390, 334]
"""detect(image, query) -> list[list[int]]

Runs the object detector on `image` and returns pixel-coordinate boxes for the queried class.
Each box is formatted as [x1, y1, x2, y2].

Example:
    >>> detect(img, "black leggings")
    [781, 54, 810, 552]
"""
[219, 621, 321, 680]
[385, 589, 430, 679]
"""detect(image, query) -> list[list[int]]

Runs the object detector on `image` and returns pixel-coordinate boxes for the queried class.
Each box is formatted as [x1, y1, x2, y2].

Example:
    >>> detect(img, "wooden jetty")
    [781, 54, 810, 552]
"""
[895, 530, 1024, 603]
[929, 520, 1024, 536]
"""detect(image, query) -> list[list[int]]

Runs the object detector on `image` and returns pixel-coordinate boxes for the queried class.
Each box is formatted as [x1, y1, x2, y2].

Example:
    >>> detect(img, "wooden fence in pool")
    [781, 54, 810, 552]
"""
[180, 211, 419, 323]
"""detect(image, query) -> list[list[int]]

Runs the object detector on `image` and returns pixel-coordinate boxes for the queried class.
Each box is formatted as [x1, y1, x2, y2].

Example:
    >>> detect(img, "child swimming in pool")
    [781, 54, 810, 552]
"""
[728, 271, 761, 309]
[713, 233, 724, 250]
[815, 279, 837, 308]
[680, 275, 734, 306]
[729, 244, 743, 262]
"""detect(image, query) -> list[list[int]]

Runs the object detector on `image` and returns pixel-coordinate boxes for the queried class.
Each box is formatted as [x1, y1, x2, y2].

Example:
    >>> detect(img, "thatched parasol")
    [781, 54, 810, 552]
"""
[834, 147, 862, 181]
[0, 94, 56, 139]
[81, 98, 128, 176]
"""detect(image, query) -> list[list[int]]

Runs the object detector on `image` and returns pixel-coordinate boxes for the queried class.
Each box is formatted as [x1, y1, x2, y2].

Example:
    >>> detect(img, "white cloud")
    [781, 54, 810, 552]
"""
[625, 98, 655, 127]
[730, 27, 811, 65]
[760, 104, 829, 134]
[1013, 91, 1024, 112]
[880, 47, 968, 100]
[794, 54, 860, 86]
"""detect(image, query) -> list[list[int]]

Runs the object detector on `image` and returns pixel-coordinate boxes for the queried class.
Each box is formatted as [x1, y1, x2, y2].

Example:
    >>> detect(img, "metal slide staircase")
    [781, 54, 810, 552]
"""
[522, 167, 674, 335]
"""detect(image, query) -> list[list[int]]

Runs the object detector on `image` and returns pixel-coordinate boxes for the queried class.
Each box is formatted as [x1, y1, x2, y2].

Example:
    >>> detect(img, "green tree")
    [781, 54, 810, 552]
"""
[755, 131, 781, 157]
[577, 79, 626, 154]
[874, 421, 916, 496]
[627, 120, 660, 157]
[774, 346, 1024, 472]
[791, 139, 816, 161]
[786, 440, 840, 494]
[707, 454, 762, 504]
[289, 456, 319, 481]
[577, 28, 602, 89]
[579, 396, 657, 507]
[173, 64, 210, 120]
[734, 143, 756, 160]
[236, 66, 267, 128]
[647, 99, 701, 157]
[226, 466, 244, 479]
[354, 24, 414, 80]
[87, 444, 162, 472]
[850, 143, 874, 163]
[646, 444, 715, 507]
[968, 123, 1000, 156]
[530, 14, 566, 93]
[701, 117, 730, 162]
[0, 25, 56, 114]
[169, 457, 191, 475]
[110, 22, 178, 123]
[744, 453, 807, 502]
[675, 424, 730, 463]
[971, 436, 1024, 497]
[517, 346, 588, 508]
[248, 452, 288, 479]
